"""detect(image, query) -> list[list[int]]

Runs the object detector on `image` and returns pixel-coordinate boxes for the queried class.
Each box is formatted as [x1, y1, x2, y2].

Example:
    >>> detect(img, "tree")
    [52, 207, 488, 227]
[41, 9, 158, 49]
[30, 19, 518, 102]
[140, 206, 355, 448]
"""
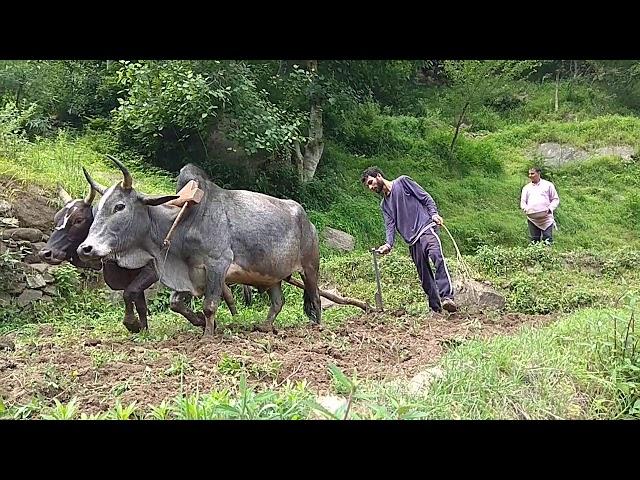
[443, 60, 540, 153]
[0, 60, 118, 132]
[292, 60, 324, 183]
[112, 60, 306, 169]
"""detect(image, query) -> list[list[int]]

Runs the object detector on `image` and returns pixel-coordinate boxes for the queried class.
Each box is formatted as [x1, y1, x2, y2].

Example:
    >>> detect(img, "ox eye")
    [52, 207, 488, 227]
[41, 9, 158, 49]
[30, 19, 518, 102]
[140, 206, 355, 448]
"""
[73, 217, 84, 225]
[114, 203, 126, 213]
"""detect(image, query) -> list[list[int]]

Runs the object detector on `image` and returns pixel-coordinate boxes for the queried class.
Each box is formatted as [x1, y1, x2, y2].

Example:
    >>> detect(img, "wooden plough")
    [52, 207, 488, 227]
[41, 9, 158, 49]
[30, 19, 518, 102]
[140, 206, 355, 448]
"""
[284, 276, 372, 313]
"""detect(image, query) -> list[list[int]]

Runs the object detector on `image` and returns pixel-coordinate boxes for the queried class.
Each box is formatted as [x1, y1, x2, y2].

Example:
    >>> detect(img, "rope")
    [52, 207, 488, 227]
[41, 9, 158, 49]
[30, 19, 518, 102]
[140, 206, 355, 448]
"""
[440, 223, 473, 281]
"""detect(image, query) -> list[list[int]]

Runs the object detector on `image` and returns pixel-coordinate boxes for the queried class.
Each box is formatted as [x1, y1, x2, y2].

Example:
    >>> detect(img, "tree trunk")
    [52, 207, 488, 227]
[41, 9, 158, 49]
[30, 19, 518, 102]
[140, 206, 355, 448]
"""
[15, 83, 22, 106]
[291, 60, 325, 183]
[293, 140, 304, 181]
[449, 101, 469, 153]
[555, 70, 559, 112]
[302, 103, 324, 182]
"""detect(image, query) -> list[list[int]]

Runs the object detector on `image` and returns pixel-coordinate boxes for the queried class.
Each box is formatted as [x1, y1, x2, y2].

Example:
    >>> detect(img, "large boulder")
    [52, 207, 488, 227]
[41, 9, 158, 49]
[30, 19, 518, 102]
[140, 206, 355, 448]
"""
[535, 142, 636, 167]
[536, 142, 588, 167]
[12, 191, 58, 230]
[594, 145, 635, 162]
[322, 227, 355, 252]
[453, 278, 506, 311]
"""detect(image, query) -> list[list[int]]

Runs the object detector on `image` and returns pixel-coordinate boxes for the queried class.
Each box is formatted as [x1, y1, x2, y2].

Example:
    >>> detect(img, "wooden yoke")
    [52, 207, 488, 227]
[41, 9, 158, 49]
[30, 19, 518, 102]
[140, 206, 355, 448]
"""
[163, 180, 204, 247]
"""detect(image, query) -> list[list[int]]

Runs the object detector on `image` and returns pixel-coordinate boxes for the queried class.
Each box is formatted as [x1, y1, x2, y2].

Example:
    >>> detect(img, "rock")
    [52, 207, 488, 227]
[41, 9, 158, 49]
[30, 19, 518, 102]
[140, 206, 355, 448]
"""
[594, 145, 635, 162]
[409, 367, 446, 395]
[0, 217, 19, 227]
[537, 142, 588, 167]
[314, 395, 348, 418]
[0, 338, 15, 351]
[23, 252, 42, 264]
[535, 142, 636, 167]
[26, 274, 47, 289]
[1, 228, 43, 243]
[13, 193, 57, 230]
[40, 295, 52, 303]
[320, 288, 342, 309]
[453, 278, 506, 311]
[322, 227, 355, 252]
[0, 292, 12, 307]
[32, 242, 47, 252]
[42, 273, 55, 283]
[7, 282, 26, 294]
[0, 200, 12, 215]
[16, 289, 43, 307]
[28, 263, 50, 274]
[320, 298, 336, 309]
[43, 285, 57, 295]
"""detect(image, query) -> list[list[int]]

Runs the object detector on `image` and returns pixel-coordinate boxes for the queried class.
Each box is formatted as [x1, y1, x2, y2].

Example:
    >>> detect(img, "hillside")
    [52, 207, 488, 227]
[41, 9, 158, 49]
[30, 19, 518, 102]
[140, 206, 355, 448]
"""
[1, 62, 639, 419]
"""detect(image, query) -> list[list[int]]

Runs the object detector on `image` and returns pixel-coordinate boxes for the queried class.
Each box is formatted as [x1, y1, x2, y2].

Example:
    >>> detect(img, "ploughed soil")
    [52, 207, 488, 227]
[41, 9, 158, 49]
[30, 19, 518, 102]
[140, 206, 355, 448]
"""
[0, 310, 555, 414]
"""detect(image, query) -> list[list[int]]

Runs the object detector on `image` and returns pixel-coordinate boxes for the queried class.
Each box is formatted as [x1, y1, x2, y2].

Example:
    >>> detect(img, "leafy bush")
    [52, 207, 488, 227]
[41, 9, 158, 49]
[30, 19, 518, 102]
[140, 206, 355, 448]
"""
[475, 244, 560, 276]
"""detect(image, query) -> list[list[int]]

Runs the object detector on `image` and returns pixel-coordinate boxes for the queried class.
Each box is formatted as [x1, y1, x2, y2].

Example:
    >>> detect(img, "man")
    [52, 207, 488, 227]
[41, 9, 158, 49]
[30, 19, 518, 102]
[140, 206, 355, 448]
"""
[361, 166, 457, 314]
[520, 167, 560, 244]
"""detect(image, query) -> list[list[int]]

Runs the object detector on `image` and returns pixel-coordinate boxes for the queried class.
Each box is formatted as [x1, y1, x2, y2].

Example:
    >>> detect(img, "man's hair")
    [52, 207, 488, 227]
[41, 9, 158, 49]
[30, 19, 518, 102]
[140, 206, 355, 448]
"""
[529, 167, 541, 174]
[361, 166, 385, 184]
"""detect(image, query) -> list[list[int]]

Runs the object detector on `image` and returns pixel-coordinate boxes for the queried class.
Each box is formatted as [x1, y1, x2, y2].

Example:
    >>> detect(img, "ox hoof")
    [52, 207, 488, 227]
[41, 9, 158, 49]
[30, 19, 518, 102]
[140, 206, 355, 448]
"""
[254, 322, 276, 334]
[190, 312, 206, 328]
[123, 315, 142, 333]
[203, 326, 217, 337]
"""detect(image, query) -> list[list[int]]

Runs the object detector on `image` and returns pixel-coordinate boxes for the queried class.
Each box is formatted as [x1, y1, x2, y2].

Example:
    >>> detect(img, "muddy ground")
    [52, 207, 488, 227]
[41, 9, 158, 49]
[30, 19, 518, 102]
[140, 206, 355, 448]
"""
[0, 310, 554, 414]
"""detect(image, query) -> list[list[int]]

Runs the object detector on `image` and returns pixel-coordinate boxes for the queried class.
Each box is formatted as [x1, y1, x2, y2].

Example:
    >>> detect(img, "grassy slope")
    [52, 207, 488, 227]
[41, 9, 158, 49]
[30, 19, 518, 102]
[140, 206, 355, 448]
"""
[1, 81, 639, 419]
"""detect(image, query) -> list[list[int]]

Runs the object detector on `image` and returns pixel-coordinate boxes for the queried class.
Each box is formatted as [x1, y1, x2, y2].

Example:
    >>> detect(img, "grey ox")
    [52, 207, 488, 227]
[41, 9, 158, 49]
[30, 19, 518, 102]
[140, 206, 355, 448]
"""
[77, 157, 322, 336]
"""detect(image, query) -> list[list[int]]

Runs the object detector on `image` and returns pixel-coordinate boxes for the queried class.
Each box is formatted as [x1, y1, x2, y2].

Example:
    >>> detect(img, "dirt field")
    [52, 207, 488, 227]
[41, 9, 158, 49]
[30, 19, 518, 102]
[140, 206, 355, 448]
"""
[0, 310, 554, 413]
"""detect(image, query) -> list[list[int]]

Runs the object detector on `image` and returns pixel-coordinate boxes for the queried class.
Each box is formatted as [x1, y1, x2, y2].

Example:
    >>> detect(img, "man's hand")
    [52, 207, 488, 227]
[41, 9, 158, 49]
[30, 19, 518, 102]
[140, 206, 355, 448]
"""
[433, 214, 444, 225]
[375, 244, 391, 255]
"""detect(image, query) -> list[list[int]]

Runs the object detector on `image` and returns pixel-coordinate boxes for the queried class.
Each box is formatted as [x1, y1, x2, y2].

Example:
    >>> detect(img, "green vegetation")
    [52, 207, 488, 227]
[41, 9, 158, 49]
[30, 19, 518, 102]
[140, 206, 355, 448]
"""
[1, 60, 639, 419]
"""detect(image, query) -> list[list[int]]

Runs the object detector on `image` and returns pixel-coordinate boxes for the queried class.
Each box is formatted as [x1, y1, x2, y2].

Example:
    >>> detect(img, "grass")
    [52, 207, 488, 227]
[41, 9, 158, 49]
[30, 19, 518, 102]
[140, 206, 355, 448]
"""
[2, 115, 639, 255]
[358, 299, 639, 420]
[0, 130, 174, 200]
[312, 116, 640, 255]
[2, 82, 640, 419]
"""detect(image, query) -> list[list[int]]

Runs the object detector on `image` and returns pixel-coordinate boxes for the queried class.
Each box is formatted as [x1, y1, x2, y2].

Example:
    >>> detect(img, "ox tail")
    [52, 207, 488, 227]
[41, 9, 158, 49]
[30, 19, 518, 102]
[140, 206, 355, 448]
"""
[242, 285, 253, 307]
[303, 288, 321, 324]
[299, 273, 321, 324]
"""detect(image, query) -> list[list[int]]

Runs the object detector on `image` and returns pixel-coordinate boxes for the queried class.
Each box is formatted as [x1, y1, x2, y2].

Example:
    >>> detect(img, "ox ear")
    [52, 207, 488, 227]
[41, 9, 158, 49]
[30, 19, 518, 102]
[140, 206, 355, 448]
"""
[139, 194, 180, 207]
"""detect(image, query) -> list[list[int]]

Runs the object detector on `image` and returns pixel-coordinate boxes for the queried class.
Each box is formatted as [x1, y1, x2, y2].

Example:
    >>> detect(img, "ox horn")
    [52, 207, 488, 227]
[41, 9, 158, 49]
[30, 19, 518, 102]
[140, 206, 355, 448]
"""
[82, 166, 107, 196]
[57, 183, 73, 205]
[84, 183, 96, 205]
[106, 154, 133, 190]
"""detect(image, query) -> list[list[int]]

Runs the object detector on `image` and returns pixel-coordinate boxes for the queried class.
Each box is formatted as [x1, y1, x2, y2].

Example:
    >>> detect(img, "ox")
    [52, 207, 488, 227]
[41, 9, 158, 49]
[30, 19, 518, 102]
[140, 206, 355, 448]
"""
[78, 157, 321, 336]
[39, 169, 250, 332]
